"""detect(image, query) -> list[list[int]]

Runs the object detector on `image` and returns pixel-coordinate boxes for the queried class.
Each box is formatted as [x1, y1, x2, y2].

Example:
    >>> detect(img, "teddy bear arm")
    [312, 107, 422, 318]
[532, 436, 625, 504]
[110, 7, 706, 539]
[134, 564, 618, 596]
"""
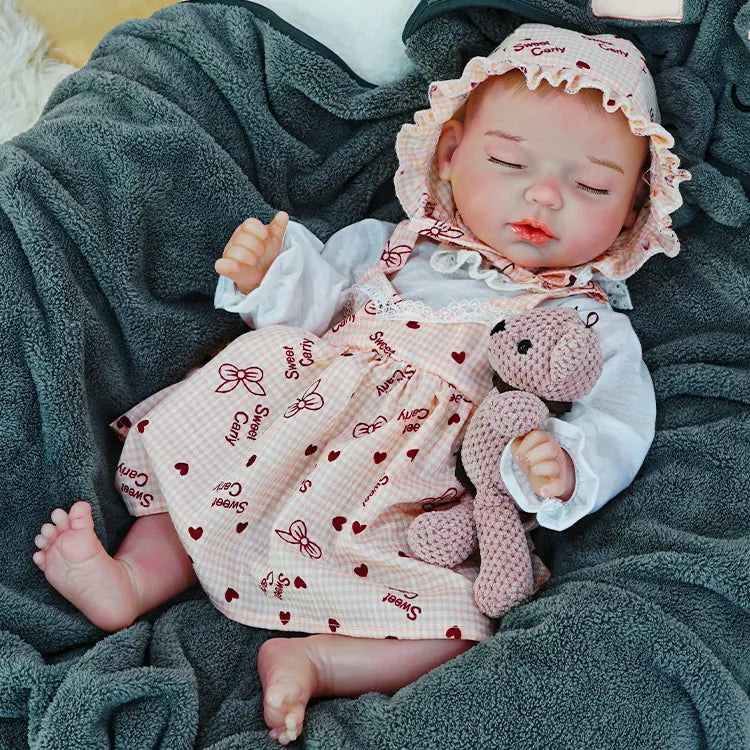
[461, 390, 549, 490]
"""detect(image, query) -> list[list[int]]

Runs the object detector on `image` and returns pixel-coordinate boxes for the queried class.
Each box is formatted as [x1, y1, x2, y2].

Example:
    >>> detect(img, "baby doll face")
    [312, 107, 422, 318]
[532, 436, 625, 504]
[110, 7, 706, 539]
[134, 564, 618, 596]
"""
[436, 76, 649, 271]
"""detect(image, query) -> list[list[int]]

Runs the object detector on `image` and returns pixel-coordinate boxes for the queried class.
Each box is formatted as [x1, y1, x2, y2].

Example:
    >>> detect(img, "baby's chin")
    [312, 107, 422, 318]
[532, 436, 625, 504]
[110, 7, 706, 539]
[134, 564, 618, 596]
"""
[504, 239, 610, 273]
[485, 238, 548, 273]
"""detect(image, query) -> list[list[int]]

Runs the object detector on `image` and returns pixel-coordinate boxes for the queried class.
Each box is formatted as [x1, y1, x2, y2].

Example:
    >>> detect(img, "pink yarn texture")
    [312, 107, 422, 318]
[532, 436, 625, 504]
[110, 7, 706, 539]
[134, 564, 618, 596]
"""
[408, 308, 603, 617]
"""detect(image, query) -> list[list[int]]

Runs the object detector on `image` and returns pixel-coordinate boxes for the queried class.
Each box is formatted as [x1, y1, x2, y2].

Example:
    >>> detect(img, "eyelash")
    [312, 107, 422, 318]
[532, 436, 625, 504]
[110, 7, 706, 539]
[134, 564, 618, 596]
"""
[489, 157, 523, 169]
[577, 183, 610, 195]
[487, 157, 610, 195]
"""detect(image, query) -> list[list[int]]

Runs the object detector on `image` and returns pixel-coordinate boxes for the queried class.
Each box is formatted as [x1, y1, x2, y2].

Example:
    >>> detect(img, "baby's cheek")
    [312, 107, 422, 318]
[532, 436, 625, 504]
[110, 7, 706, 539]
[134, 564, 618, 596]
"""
[581, 205, 627, 252]
[454, 173, 502, 229]
[461, 172, 497, 206]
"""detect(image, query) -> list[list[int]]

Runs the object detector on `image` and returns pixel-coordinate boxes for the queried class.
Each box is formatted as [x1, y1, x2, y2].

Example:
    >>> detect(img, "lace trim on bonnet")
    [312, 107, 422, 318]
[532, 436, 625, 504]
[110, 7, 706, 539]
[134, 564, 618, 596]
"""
[392, 23, 691, 304]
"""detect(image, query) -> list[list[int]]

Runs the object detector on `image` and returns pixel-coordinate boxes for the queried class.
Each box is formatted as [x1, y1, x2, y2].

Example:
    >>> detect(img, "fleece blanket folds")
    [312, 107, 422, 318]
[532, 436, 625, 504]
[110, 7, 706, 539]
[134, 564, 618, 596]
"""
[1, 0, 748, 747]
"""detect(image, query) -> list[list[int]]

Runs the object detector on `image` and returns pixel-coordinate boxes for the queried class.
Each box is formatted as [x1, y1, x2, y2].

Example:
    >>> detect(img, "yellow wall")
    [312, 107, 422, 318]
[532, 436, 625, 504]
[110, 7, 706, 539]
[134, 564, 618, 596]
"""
[18, 0, 176, 67]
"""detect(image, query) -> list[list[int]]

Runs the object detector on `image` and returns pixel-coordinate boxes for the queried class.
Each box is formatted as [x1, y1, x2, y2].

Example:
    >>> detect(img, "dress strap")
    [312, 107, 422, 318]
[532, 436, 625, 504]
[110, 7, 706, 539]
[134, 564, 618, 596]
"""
[375, 219, 418, 274]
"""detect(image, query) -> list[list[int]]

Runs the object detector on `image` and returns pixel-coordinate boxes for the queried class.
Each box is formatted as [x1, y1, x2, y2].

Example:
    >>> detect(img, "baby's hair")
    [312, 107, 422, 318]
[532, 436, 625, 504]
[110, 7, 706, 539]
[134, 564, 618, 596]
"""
[463, 68, 605, 122]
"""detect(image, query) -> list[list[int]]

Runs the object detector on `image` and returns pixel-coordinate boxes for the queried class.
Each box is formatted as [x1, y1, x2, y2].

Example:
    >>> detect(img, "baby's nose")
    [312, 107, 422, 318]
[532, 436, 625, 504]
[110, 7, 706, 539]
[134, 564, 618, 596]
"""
[524, 179, 562, 210]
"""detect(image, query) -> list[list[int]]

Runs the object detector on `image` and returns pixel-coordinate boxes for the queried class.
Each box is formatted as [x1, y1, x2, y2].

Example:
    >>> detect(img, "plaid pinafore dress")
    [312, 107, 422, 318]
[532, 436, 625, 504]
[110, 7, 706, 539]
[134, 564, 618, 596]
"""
[113, 232, 550, 641]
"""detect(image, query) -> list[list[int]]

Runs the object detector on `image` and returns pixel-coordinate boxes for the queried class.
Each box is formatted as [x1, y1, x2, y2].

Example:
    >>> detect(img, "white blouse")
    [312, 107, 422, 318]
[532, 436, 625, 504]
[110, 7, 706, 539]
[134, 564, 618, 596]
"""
[215, 219, 655, 531]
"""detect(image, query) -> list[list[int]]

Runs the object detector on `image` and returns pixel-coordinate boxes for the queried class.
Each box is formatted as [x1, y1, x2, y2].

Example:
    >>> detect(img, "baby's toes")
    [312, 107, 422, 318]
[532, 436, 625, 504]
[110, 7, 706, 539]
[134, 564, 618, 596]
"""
[50, 507, 71, 532]
[264, 683, 304, 736]
[67, 501, 94, 531]
[276, 706, 304, 745]
[267, 702, 304, 745]
[37, 523, 61, 547]
[32, 549, 47, 569]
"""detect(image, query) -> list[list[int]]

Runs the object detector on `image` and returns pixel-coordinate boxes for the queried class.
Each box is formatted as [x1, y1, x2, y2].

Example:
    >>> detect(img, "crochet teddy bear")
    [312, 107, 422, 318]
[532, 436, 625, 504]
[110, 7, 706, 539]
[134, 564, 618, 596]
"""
[407, 308, 603, 618]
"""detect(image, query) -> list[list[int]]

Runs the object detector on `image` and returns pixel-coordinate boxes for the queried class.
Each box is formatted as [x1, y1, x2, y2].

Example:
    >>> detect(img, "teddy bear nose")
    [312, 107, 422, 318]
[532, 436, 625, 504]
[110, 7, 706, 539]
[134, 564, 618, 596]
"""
[517, 339, 532, 354]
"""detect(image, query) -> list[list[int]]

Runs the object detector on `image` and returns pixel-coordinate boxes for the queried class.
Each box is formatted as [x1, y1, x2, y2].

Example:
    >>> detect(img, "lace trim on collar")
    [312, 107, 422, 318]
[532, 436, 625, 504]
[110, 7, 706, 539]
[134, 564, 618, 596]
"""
[344, 273, 514, 326]
[429, 248, 632, 309]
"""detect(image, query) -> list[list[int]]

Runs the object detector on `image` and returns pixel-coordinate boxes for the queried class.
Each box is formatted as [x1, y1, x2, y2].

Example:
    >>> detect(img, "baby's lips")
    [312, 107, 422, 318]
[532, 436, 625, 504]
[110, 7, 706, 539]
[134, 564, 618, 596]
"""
[512, 219, 554, 237]
[510, 221, 556, 245]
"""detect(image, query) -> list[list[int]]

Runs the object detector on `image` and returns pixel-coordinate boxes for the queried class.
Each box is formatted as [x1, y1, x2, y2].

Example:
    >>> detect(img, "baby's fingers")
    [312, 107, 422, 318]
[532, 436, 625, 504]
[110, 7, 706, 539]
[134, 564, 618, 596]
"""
[269, 211, 289, 239]
[222, 242, 262, 269]
[215, 257, 241, 278]
[529, 459, 560, 479]
[538, 477, 566, 499]
[214, 257, 262, 287]
[523, 441, 556, 466]
[266, 212, 289, 257]
[215, 259, 264, 294]
[513, 429, 549, 459]
[238, 217, 270, 242]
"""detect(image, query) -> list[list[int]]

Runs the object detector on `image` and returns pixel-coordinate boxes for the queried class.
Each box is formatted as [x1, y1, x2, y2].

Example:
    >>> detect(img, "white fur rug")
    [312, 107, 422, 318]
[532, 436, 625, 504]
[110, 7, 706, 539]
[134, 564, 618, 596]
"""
[0, 0, 77, 143]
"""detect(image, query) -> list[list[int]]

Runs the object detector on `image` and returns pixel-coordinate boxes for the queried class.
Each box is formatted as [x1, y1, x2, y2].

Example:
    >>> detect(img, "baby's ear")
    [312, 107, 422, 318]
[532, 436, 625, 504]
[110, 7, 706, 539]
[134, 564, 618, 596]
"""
[436, 120, 464, 181]
[624, 158, 651, 230]
[623, 177, 650, 230]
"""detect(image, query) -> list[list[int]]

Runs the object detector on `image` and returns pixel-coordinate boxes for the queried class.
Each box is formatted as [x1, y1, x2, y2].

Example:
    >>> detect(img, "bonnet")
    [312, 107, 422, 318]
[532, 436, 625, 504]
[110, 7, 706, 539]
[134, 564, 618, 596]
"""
[390, 23, 691, 308]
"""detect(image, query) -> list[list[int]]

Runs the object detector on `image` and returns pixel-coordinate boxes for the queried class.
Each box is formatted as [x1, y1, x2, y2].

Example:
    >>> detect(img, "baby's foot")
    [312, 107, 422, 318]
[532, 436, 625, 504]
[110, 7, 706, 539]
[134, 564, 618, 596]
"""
[32, 501, 139, 631]
[257, 636, 321, 745]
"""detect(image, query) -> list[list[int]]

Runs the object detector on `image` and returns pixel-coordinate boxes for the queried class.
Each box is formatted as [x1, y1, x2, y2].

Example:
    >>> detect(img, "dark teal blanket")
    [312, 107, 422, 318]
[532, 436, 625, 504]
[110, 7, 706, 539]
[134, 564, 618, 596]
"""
[1, 1, 748, 747]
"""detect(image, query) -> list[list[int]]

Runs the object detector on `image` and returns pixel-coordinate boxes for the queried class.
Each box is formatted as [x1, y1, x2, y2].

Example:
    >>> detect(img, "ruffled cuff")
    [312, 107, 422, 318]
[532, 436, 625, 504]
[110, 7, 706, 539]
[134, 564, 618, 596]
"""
[214, 273, 251, 313]
[499, 418, 600, 531]
[213, 222, 347, 335]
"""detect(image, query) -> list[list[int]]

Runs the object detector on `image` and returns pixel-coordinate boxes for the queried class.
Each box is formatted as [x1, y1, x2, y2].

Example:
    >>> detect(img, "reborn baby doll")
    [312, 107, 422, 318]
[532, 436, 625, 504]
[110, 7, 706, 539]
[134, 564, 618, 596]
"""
[33, 23, 689, 746]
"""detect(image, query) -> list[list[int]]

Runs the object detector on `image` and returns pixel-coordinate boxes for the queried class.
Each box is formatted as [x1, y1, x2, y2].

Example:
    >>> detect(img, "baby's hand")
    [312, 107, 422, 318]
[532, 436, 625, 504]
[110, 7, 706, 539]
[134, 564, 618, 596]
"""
[215, 211, 289, 295]
[511, 429, 575, 501]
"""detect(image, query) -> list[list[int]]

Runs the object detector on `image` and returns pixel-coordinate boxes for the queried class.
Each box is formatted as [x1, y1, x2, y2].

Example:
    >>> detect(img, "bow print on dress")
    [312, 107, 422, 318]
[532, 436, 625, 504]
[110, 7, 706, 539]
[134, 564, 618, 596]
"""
[380, 240, 412, 269]
[421, 487, 461, 512]
[418, 220, 464, 242]
[352, 416, 388, 438]
[215, 364, 266, 395]
[275, 520, 322, 559]
[284, 379, 325, 418]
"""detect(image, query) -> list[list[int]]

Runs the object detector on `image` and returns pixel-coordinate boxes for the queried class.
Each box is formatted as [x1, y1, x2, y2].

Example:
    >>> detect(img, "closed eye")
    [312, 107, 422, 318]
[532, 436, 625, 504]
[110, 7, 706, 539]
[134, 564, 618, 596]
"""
[577, 183, 609, 195]
[488, 157, 525, 169]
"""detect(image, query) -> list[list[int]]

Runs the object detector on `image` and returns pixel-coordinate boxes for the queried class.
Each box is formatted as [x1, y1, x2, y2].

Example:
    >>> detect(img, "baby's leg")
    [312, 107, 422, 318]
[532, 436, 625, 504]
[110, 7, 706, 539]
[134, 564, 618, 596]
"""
[33, 501, 196, 631]
[258, 633, 474, 745]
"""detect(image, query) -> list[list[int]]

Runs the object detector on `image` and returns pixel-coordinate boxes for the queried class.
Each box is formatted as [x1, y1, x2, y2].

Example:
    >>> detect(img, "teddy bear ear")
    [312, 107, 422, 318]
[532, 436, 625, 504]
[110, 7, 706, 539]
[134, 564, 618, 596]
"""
[490, 319, 506, 336]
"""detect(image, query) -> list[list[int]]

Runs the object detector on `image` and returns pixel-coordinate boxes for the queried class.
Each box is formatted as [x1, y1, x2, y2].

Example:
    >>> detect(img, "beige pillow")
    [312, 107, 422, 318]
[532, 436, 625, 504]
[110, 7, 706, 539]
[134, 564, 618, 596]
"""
[17, 0, 175, 67]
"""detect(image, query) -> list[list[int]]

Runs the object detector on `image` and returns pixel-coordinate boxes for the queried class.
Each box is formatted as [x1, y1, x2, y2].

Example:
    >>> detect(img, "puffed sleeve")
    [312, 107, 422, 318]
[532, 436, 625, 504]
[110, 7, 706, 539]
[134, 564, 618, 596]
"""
[214, 218, 395, 335]
[498, 302, 656, 531]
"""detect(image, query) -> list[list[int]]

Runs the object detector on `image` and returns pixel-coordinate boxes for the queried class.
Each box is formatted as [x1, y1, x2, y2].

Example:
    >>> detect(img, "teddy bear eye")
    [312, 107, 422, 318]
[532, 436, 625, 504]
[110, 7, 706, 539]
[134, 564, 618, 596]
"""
[517, 339, 532, 354]
[490, 319, 506, 335]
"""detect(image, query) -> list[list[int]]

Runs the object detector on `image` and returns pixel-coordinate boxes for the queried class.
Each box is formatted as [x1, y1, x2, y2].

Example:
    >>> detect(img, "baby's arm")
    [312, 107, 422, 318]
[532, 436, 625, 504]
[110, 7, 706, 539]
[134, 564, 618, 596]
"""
[214, 216, 394, 335]
[500, 302, 656, 530]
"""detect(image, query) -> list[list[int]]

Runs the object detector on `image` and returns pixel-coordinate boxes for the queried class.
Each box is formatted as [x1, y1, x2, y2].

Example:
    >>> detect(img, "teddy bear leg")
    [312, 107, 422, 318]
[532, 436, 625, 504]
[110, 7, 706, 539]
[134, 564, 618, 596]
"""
[472, 489, 534, 618]
[407, 499, 476, 568]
